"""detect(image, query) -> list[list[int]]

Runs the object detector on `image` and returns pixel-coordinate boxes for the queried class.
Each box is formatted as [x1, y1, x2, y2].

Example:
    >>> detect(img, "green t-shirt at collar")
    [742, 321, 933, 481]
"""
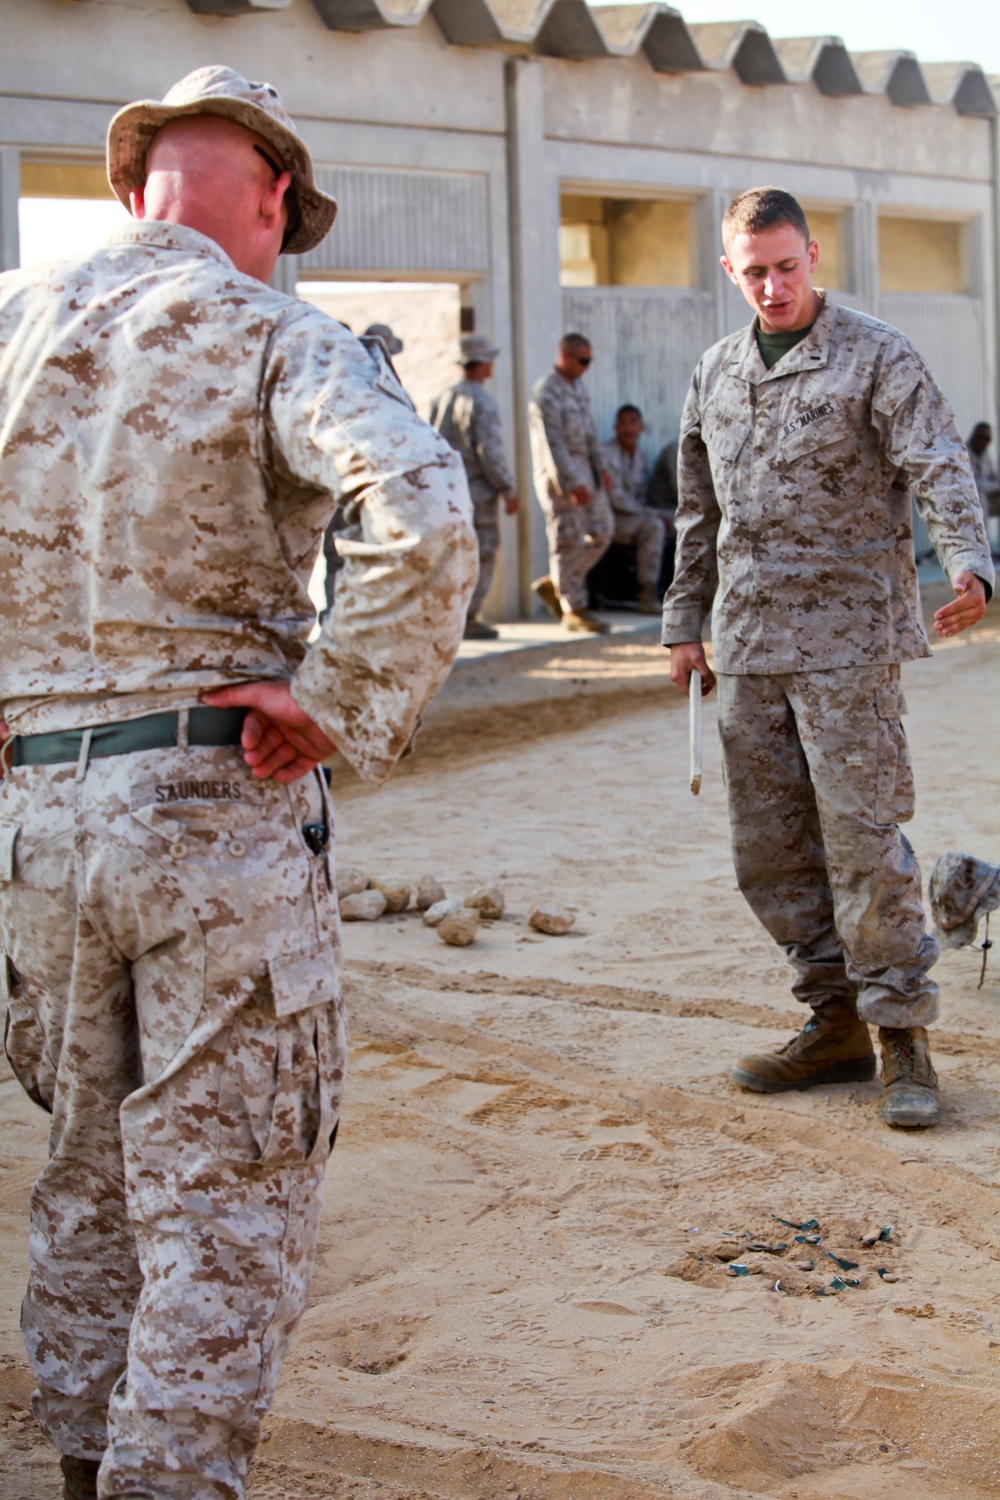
[756, 321, 815, 371]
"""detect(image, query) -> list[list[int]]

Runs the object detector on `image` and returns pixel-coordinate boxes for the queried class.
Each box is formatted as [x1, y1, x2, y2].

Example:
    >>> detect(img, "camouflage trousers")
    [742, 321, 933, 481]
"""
[539, 484, 614, 612]
[0, 740, 347, 1499]
[469, 495, 501, 619]
[716, 666, 940, 1028]
[612, 510, 667, 589]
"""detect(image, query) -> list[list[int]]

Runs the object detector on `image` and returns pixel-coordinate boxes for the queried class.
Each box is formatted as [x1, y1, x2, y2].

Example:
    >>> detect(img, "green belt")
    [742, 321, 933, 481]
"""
[9, 708, 248, 767]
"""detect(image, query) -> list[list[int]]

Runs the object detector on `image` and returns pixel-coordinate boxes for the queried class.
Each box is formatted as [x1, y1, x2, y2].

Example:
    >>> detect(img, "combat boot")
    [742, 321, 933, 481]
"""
[636, 586, 661, 615]
[60, 1455, 101, 1500]
[562, 608, 610, 634]
[731, 1004, 876, 1092]
[531, 575, 563, 621]
[879, 1026, 940, 1128]
[464, 615, 499, 640]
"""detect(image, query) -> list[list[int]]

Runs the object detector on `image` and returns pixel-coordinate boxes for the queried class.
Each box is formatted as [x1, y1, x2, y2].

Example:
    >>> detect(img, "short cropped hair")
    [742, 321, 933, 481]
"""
[560, 332, 592, 356]
[616, 403, 643, 422]
[722, 188, 810, 253]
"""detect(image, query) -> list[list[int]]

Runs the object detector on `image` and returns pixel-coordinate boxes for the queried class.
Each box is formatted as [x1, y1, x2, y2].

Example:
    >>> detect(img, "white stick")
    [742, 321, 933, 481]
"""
[689, 668, 703, 796]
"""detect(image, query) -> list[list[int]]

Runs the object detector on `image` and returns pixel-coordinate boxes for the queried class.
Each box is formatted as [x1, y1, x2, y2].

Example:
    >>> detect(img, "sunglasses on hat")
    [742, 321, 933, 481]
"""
[254, 144, 303, 253]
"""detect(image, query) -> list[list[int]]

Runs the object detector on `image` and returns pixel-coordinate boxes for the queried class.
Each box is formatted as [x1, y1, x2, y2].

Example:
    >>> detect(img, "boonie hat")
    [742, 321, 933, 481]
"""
[928, 851, 1000, 949]
[364, 323, 404, 356]
[106, 65, 337, 255]
[460, 333, 501, 364]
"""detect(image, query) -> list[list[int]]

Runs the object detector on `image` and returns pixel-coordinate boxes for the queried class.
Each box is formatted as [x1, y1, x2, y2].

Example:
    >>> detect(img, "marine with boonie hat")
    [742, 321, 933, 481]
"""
[0, 64, 475, 1500]
[429, 333, 519, 638]
[106, 64, 337, 255]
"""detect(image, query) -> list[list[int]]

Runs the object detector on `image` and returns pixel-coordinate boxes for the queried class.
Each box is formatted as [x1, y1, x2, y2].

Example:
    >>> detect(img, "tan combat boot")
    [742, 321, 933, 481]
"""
[637, 585, 661, 615]
[61, 1456, 101, 1500]
[531, 575, 563, 621]
[879, 1026, 940, 1128]
[731, 1005, 876, 1092]
[562, 607, 610, 634]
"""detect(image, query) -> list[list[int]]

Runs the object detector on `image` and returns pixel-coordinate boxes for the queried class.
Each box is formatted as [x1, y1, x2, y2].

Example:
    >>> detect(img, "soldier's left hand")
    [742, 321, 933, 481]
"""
[933, 570, 988, 638]
[200, 681, 336, 782]
[505, 495, 520, 515]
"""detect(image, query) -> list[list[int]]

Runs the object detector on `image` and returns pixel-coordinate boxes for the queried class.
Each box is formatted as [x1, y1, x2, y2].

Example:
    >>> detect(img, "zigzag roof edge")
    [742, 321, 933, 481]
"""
[180, 0, 1000, 114]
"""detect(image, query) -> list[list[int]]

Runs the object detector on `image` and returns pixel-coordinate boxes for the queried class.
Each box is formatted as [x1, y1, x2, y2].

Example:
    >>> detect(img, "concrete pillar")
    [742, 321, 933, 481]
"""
[505, 57, 561, 612]
[269, 251, 299, 297]
[0, 149, 20, 272]
[991, 116, 1000, 436]
[846, 198, 878, 315]
[459, 271, 524, 623]
[698, 188, 731, 342]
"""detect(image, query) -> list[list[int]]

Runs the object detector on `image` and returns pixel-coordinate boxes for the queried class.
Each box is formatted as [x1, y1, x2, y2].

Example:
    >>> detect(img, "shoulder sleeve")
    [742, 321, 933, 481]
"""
[661, 365, 721, 644]
[872, 337, 994, 597]
[264, 307, 478, 784]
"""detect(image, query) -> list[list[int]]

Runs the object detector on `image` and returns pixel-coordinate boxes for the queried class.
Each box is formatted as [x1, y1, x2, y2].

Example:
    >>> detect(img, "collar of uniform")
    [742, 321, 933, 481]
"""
[727, 291, 834, 383]
[103, 219, 237, 271]
[758, 292, 835, 381]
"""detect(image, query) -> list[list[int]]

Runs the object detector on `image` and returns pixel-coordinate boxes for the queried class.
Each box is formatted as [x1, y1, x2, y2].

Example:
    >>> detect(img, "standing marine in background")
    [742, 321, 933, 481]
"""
[967, 421, 1000, 556]
[528, 333, 613, 634]
[430, 334, 519, 640]
[663, 187, 993, 1131]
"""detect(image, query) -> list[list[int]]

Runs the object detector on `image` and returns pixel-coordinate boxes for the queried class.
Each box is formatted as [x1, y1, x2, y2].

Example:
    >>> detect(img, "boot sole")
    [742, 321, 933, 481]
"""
[731, 1055, 878, 1093]
[531, 580, 563, 621]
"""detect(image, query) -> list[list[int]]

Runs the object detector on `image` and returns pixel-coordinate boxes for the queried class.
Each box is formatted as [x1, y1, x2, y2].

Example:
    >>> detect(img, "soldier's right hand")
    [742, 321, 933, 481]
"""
[200, 681, 336, 782]
[569, 484, 592, 506]
[669, 642, 716, 697]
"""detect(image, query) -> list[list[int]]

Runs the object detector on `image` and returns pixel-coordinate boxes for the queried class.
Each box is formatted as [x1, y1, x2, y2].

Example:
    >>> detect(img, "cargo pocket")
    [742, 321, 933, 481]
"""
[2, 962, 54, 1114]
[216, 940, 344, 1168]
[874, 676, 915, 826]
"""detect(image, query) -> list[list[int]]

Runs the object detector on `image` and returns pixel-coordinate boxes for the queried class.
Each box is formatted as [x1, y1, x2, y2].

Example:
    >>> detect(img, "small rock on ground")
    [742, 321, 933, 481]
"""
[415, 875, 447, 911]
[371, 876, 411, 913]
[528, 903, 575, 935]
[336, 866, 369, 899]
[465, 885, 505, 920]
[438, 908, 480, 946]
[340, 889, 387, 922]
[423, 898, 462, 928]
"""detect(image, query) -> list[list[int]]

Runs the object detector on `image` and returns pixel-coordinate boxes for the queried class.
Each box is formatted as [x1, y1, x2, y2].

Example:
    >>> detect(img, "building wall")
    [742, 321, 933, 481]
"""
[2, 0, 997, 616]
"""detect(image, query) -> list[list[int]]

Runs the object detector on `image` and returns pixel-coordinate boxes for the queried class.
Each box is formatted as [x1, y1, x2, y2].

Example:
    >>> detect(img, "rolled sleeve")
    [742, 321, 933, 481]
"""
[264, 309, 477, 783]
[873, 343, 995, 599]
[661, 372, 721, 646]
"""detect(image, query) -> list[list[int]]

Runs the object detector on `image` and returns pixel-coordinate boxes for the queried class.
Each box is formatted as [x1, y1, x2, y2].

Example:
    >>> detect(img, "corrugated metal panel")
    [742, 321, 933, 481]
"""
[877, 294, 990, 437]
[561, 287, 716, 449]
[299, 166, 490, 275]
[878, 295, 990, 562]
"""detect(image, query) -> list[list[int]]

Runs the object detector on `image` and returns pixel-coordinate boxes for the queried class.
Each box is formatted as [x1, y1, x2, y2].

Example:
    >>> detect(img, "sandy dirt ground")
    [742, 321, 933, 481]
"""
[2, 588, 1000, 1499]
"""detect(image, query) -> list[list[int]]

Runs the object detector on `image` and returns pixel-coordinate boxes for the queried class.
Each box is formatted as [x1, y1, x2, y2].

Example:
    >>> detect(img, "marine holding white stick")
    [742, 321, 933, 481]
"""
[662, 186, 993, 1131]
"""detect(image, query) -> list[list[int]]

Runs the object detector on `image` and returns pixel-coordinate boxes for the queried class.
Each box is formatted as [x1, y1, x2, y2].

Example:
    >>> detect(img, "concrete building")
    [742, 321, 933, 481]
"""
[4, 0, 998, 616]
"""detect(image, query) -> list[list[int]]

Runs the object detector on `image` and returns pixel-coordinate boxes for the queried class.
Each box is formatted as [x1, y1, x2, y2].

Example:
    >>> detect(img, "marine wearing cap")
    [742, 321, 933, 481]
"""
[0, 63, 475, 1500]
[430, 333, 518, 638]
[107, 64, 337, 255]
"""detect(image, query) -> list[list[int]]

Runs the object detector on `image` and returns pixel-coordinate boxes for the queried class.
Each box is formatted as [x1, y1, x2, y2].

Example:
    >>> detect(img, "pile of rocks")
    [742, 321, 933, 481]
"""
[336, 868, 575, 947]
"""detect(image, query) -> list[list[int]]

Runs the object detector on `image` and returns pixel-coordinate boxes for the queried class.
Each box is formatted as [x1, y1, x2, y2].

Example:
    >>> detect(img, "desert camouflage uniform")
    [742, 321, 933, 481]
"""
[601, 439, 666, 589]
[0, 220, 475, 1498]
[430, 378, 514, 617]
[529, 370, 613, 611]
[663, 296, 994, 1028]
